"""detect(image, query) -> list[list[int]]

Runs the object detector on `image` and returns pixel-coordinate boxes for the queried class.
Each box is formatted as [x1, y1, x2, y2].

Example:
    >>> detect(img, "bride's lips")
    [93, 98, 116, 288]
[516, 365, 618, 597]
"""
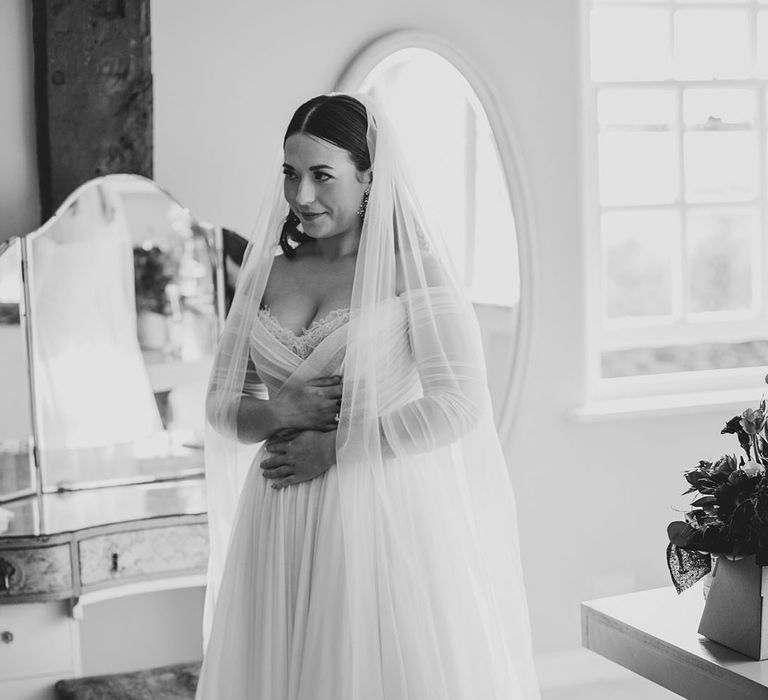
[300, 212, 325, 221]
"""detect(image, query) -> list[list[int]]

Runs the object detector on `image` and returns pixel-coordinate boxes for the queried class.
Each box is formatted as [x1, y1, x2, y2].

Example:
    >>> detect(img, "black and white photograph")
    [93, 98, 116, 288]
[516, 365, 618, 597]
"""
[2, 1, 768, 699]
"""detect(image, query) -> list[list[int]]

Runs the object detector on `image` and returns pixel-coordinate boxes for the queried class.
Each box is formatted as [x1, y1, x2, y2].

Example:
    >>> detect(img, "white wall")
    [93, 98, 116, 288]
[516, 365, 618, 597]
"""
[1, 0, 756, 678]
[149, 0, 709, 659]
[0, 0, 39, 242]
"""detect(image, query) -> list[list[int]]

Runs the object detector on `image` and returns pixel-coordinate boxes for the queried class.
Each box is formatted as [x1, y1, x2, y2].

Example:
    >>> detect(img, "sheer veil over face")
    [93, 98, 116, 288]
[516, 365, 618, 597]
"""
[282, 133, 371, 242]
[201, 93, 540, 699]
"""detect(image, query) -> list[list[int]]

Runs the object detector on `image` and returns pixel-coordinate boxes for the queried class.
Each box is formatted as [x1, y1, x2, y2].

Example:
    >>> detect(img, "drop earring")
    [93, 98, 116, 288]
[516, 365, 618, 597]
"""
[357, 188, 370, 218]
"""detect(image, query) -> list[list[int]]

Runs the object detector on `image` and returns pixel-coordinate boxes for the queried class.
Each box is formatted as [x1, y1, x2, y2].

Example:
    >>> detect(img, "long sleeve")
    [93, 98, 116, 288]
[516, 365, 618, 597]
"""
[377, 287, 488, 458]
[241, 356, 269, 400]
[206, 353, 267, 438]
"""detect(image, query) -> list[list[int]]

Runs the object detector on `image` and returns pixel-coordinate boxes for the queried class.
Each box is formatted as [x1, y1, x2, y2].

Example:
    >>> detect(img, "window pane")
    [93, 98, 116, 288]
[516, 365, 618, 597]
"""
[674, 10, 751, 79]
[599, 132, 678, 205]
[367, 63, 470, 275]
[360, 48, 520, 310]
[602, 210, 678, 319]
[472, 118, 520, 307]
[590, 8, 672, 81]
[686, 209, 757, 314]
[758, 12, 768, 78]
[684, 132, 759, 202]
[598, 88, 675, 128]
[602, 340, 768, 378]
[683, 88, 756, 129]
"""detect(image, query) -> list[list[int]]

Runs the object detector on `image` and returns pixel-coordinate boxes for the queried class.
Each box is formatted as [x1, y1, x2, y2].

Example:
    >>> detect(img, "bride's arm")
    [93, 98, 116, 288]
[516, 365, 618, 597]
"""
[206, 354, 273, 443]
[377, 286, 487, 459]
[231, 357, 279, 443]
[207, 356, 342, 444]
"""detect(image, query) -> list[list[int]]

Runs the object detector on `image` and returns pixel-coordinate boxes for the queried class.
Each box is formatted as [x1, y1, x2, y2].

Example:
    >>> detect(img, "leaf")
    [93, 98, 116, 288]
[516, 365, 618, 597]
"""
[667, 521, 699, 547]
[691, 496, 716, 507]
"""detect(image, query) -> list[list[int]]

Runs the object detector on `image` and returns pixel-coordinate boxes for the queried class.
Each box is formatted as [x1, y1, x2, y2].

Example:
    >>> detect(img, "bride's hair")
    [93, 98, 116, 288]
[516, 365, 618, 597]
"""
[279, 94, 372, 258]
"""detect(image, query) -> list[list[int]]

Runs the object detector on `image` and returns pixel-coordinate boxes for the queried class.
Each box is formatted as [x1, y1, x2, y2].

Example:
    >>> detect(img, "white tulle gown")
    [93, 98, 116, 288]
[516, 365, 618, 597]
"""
[195, 299, 540, 700]
[196, 307, 353, 699]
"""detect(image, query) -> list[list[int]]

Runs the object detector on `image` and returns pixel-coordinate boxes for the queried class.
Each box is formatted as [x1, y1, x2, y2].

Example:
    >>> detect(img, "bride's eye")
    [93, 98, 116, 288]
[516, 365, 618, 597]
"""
[282, 170, 297, 181]
[314, 172, 331, 182]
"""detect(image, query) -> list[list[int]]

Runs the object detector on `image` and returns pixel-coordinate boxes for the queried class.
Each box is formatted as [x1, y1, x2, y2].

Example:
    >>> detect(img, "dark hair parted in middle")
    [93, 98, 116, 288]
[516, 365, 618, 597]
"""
[279, 94, 371, 258]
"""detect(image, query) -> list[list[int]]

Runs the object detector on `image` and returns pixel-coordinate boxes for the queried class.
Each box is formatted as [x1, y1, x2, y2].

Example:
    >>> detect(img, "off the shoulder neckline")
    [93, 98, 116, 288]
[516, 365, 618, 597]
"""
[255, 286, 456, 337]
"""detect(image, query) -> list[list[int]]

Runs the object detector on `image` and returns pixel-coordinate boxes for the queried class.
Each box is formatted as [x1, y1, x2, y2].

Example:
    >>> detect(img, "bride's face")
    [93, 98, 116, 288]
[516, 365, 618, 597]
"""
[283, 133, 370, 240]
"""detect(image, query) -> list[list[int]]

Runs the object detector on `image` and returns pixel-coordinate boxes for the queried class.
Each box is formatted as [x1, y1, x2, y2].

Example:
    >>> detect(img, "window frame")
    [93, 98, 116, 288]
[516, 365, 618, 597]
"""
[582, 0, 768, 406]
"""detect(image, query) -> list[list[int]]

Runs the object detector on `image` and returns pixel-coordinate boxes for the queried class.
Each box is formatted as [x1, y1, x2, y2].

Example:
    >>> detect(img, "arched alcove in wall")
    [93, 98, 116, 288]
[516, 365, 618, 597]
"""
[337, 32, 536, 443]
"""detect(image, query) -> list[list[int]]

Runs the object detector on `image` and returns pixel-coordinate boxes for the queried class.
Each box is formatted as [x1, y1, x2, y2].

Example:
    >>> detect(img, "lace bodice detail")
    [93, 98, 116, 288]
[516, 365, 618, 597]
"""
[257, 307, 350, 360]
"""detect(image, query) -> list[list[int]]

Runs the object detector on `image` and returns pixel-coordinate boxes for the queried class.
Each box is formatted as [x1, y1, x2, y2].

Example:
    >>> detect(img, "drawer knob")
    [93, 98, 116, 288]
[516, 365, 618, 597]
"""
[0, 631, 13, 644]
[111, 552, 119, 573]
[0, 558, 16, 592]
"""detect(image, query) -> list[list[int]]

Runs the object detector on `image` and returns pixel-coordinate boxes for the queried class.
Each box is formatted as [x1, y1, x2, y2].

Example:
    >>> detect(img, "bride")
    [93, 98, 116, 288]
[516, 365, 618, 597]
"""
[196, 93, 540, 699]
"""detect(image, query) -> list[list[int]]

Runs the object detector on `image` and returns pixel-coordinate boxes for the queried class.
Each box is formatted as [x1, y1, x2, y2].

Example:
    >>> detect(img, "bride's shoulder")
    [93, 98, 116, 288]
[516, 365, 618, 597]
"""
[394, 251, 449, 296]
[261, 251, 304, 305]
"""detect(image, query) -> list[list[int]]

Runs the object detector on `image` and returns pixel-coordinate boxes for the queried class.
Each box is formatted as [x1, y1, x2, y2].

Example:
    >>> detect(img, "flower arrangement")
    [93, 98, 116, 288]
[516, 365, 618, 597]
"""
[667, 384, 768, 593]
[133, 245, 178, 315]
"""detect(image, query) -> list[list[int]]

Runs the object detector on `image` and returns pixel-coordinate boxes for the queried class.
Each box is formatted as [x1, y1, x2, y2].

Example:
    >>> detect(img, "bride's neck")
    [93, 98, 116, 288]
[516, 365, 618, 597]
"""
[311, 229, 360, 262]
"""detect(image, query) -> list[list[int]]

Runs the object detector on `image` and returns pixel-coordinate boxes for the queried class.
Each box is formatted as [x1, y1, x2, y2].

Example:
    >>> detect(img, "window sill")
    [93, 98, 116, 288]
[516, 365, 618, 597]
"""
[570, 387, 765, 422]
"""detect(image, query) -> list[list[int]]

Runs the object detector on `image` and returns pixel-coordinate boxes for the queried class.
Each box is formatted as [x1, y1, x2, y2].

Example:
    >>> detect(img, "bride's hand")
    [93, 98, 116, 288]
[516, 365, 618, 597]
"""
[272, 376, 342, 432]
[260, 430, 337, 489]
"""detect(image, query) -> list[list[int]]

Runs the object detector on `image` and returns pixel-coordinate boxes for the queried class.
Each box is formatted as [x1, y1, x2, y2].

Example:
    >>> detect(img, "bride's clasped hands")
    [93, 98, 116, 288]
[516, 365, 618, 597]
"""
[260, 374, 342, 489]
[261, 429, 337, 489]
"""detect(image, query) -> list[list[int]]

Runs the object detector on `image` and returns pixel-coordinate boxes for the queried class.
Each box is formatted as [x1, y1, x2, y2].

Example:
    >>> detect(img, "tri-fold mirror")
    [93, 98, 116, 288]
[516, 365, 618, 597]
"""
[0, 174, 227, 537]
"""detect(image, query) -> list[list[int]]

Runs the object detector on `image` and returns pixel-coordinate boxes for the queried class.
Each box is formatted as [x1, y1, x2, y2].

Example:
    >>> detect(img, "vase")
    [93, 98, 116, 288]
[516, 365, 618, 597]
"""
[137, 310, 168, 350]
[701, 562, 714, 601]
[697, 554, 768, 660]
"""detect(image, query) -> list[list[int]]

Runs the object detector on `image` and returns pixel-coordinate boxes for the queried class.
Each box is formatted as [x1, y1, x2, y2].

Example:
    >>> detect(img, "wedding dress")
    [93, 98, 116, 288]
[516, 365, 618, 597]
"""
[196, 294, 539, 698]
[195, 307, 352, 698]
[197, 93, 540, 700]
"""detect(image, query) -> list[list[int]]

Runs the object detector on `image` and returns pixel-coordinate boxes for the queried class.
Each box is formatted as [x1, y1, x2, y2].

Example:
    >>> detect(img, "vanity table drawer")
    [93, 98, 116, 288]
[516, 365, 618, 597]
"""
[0, 601, 77, 681]
[79, 523, 208, 587]
[0, 544, 73, 599]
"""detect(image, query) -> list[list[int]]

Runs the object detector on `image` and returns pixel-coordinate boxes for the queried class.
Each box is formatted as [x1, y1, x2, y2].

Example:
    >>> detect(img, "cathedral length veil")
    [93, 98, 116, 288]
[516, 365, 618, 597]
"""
[203, 93, 540, 699]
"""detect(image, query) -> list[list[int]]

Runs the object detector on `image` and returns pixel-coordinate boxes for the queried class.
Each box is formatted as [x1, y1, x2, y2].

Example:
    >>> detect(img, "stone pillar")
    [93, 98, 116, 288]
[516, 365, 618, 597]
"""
[32, 0, 153, 219]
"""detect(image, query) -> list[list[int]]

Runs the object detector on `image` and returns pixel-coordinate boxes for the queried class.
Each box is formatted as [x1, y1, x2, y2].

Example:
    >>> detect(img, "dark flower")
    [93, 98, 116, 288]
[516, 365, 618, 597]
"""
[713, 455, 737, 474]
[133, 246, 178, 314]
[722, 416, 752, 458]
[668, 393, 768, 591]
[741, 408, 766, 436]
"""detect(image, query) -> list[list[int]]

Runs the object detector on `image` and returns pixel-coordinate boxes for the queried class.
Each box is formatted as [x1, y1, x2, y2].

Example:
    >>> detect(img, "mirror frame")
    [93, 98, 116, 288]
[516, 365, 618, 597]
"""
[3, 174, 225, 533]
[0, 237, 36, 505]
[336, 31, 538, 445]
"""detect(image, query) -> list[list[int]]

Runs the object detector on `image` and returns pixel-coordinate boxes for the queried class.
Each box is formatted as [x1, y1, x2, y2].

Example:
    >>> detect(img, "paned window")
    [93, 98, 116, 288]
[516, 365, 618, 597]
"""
[587, 0, 768, 395]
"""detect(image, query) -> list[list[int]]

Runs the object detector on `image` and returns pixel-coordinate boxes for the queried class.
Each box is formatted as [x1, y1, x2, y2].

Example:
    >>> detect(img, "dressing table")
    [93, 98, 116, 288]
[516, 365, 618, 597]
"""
[0, 175, 224, 697]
